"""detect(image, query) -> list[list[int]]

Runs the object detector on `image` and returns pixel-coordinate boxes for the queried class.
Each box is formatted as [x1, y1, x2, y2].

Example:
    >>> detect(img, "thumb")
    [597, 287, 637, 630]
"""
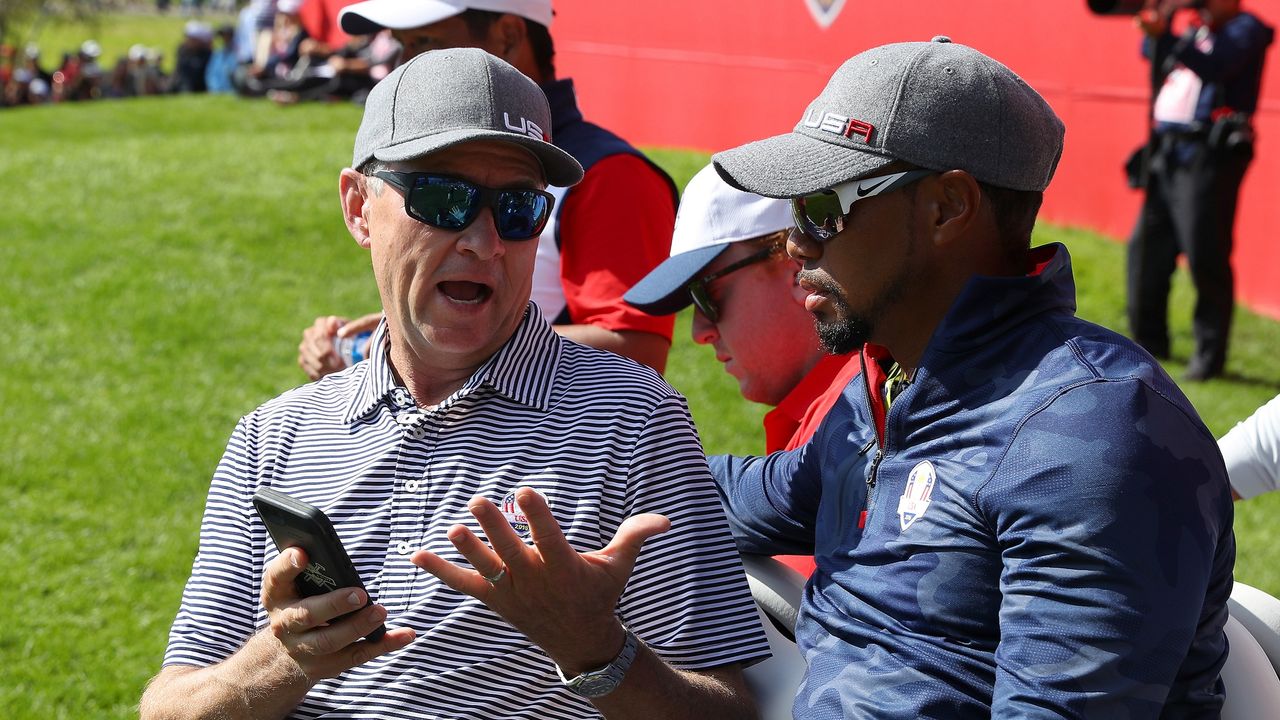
[599, 513, 671, 573]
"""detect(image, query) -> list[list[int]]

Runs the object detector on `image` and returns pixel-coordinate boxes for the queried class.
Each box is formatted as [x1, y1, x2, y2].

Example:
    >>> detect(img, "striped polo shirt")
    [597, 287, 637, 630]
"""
[162, 306, 770, 719]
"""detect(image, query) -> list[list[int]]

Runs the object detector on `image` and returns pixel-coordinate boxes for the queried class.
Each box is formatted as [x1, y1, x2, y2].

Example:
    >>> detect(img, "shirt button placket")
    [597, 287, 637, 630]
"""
[386, 399, 434, 614]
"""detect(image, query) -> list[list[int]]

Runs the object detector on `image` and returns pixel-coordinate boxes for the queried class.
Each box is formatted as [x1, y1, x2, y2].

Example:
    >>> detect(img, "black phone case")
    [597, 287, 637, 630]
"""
[251, 487, 386, 642]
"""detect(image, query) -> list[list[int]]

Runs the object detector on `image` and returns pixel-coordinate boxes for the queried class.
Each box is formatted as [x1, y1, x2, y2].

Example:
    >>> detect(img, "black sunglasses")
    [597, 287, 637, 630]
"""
[373, 171, 555, 241]
[791, 169, 934, 243]
[687, 238, 785, 323]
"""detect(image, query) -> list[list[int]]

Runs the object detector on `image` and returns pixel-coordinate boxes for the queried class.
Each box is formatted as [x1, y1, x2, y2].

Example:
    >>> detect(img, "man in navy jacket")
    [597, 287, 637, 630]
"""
[711, 37, 1234, 719]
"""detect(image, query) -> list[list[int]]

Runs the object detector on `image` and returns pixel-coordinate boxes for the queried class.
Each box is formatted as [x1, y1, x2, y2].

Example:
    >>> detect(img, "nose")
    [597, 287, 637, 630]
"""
[690, 306, 718, 346]
[456, 207, 506, 260]
[785, 226, 822, 264]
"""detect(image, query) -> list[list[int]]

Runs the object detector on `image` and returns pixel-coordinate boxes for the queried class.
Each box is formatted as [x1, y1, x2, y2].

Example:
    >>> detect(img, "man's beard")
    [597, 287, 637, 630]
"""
[800, 271, 871, 355]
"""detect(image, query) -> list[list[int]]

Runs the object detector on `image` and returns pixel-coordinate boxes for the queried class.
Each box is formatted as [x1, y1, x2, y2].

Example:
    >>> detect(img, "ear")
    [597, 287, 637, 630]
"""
[493, 14, 527, 60]
[339, 168, 373, 249]
[922, 169, 982, 246]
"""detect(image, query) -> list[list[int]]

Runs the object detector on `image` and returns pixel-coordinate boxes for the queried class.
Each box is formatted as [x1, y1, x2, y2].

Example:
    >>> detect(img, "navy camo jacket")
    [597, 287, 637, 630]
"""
[712, 243, 1234, 719]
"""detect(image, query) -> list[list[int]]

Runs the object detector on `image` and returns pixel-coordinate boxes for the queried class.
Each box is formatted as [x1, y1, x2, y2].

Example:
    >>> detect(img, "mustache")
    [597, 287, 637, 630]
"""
[796, 269, 845, 302]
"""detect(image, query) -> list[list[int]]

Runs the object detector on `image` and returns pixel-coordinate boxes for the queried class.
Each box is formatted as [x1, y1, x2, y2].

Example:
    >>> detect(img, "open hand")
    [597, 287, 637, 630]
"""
[411, 488, 670, 674]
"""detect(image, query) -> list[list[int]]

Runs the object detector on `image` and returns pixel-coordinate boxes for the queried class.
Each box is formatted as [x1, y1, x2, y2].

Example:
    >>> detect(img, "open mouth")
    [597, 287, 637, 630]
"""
[439, 280, 492, 305]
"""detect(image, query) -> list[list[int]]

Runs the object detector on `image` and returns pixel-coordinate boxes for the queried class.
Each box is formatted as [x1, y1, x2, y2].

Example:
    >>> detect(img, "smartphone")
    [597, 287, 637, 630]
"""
[251, 487, 386, 642]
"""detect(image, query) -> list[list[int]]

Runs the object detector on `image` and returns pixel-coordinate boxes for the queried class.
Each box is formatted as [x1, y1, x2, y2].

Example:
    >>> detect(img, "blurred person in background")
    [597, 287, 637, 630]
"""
[264, 29, 398, 105]
[205, 24, 239, 93]
[174, 21, 215, 93]
[1126, 0, 1273, 381]
[297, 0, 677, 377]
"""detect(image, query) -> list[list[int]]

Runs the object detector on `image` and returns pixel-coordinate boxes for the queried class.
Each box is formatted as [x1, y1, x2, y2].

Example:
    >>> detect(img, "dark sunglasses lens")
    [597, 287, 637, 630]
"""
[412, 178, 479, 229]
[495, 191, 551, 240]
[793, 191, 844, 241]
[688, 282, 718, 323]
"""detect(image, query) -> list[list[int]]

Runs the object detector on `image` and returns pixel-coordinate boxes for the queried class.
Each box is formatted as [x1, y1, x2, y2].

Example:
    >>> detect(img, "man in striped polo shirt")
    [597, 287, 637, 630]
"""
[141, 48, 768, 720]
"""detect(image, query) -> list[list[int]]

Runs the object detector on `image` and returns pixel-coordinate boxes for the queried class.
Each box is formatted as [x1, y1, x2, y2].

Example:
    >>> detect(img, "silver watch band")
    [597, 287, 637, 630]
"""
[555, 627, 641, 698]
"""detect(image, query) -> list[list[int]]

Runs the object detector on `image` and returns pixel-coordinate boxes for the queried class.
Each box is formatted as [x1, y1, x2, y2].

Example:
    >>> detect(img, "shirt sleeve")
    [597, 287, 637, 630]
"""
[162, 417, 264, 668]
[981, 379, 1233, 718]
[558, 153, 676, 340]
[1220, 392, 1280, 500]
[618, 393, 771, 670]
[708, 437, 827, 557]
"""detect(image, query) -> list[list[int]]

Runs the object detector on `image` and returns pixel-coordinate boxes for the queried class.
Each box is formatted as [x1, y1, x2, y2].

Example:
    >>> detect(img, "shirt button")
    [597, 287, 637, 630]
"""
[411, 428, 427, 440]
[395, 541, 412, 555]
[405, 479, 420, 493]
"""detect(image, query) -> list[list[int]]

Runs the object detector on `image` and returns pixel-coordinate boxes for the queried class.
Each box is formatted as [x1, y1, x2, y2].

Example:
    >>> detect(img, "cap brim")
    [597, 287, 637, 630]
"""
[712, 131, 894, 198]
[374, 128, 584, 187]
[623, 244, 727, 316]
[340, 0, 463, 35]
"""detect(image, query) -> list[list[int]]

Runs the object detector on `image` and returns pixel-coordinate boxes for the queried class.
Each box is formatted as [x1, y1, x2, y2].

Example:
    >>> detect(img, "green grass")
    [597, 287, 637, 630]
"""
[7, 10, 232, 75]
[3, 92, 1279, 718]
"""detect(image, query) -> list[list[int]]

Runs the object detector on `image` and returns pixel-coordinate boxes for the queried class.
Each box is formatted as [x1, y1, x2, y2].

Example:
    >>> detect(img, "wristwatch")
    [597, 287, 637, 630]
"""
[555, 628, 640, 698]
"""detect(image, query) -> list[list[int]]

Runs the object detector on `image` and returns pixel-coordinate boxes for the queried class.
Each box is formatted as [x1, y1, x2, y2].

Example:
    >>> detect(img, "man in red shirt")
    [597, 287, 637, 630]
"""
[297, 0, 676, 377]
[297, 0, 356, 52]
[625, 163, 862, 576]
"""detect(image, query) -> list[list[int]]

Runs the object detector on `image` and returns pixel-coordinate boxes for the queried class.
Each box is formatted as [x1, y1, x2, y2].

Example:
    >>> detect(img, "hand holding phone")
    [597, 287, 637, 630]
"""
[252, 487, 386, 642]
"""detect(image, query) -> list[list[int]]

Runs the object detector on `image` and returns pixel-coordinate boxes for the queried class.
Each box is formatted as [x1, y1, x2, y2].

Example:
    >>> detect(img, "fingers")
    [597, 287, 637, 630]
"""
[271, 586, 369, 638]
[340, 312, 382, 336]
[298, 316, 346, 380]
[467, 496, 535, 573]
[411, 548, 493, 598]
[515, 487, 578, 569]
[261, 547, 307, 607]
[599, 513, 671, 575]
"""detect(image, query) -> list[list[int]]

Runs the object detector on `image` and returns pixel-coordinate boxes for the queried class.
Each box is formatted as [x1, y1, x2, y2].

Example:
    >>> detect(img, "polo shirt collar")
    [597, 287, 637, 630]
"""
[342, 305, 561, 423]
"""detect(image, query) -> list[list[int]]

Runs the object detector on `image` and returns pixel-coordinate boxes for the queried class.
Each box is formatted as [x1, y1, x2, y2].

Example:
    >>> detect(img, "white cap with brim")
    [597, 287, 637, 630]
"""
[340, 0, 552, 36]
[624, 163, 793, 316]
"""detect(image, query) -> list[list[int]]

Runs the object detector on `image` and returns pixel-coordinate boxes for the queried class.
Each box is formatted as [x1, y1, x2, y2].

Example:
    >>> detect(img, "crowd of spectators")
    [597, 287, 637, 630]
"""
[1, 0, 399, 109]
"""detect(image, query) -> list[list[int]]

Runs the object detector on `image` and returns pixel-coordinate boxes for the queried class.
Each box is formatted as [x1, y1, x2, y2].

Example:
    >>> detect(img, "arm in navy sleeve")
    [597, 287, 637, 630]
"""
[982, 379, 1234, 719]
[708, 433, 826, 556]
[1174, 14, 1273, 82]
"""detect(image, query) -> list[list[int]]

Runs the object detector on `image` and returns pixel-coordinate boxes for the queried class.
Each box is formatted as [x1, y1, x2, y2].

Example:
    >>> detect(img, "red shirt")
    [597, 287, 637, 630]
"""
[558, 153, 676, 340]
[299, 0, 357, 50]
[764, 353, 862, 576]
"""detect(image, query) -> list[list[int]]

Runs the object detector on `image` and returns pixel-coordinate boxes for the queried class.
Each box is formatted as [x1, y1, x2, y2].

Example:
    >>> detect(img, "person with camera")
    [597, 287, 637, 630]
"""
[1126, 0, 1273, 381]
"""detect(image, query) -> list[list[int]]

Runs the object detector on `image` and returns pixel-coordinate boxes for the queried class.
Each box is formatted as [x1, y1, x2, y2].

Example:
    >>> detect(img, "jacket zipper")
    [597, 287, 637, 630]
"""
[859, 350, 888, 529]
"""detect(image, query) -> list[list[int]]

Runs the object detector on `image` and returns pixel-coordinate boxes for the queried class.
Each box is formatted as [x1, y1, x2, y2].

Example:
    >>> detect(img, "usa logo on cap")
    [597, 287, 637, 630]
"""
[500, 488, 550, 538]
[897, 461, 936, 531]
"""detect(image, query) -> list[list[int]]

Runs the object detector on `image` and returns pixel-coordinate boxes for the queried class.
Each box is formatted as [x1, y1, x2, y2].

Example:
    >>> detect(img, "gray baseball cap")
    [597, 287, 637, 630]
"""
[352, 48, 583, 186]
[713, 37, 1064, 197]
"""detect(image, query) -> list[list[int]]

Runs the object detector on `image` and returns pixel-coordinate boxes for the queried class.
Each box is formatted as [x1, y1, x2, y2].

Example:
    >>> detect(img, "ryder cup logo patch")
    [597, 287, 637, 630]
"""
[804, 0, 847, 29]
[500, 488, 549, 538]
[897, 461, 936, 531]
